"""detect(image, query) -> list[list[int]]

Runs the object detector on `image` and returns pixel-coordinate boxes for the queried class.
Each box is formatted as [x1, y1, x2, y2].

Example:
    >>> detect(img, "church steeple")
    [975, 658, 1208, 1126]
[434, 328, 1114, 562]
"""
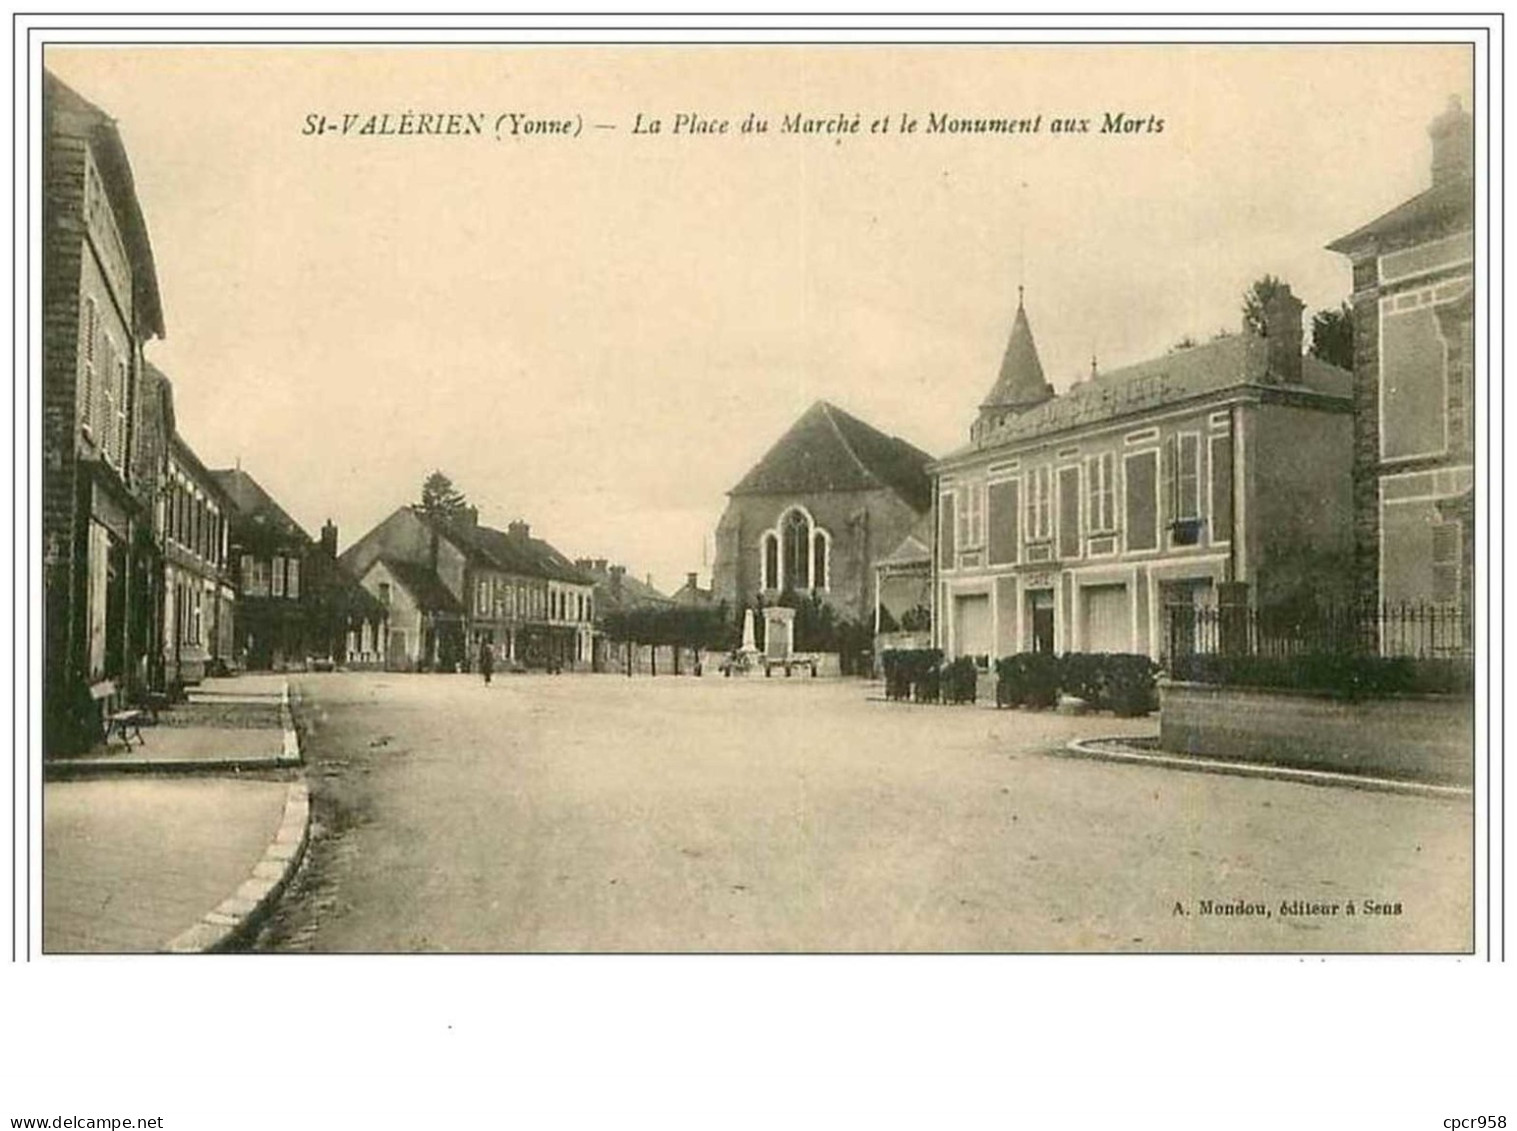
[978, 287, 1055, 428]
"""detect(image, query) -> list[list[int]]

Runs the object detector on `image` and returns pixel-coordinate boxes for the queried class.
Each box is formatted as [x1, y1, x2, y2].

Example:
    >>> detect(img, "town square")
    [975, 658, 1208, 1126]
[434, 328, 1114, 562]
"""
[33, 43, 1477, 956]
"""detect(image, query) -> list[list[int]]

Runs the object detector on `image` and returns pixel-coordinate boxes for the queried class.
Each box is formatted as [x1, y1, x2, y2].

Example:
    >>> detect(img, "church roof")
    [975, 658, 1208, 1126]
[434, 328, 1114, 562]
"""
[729, 401, 934, 514]
[980, 290, 1053, 412]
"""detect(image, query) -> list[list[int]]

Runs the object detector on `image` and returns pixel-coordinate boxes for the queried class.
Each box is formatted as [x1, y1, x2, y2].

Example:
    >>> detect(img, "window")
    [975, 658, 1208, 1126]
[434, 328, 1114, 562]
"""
[286, 557, 300, 600]
[763, 533, 780, 590]
[1164, 434, 1201, 522]
[244, 556, 270, 598]
[939, 494, 956, 569]
[812, 530, 829, 590]
[1085, 453, 1116, 533]
[987, 479, 1020, 565]
[782, 510, 811, 590]
[1124, 450, 1159, 551]
[958, 483, 984, 549]
[378, 581, 392, 607]
[271, 557, 286, 598]
[1027, 467, 1052, 542]
[477, 579, 490, 615]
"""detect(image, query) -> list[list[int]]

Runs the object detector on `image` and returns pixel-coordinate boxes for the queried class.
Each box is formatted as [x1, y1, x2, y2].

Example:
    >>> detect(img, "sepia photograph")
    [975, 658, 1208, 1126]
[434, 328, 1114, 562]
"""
[33, 39, 1478, 957]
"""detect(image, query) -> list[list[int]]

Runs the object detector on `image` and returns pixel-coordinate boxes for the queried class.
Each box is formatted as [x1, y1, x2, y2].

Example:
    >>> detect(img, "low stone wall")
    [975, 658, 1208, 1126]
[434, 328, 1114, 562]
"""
[1159, 681, 1474, 786]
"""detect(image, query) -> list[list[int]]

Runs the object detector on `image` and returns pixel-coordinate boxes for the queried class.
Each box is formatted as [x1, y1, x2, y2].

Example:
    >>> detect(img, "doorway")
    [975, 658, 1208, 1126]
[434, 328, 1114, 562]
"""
[1026, 589, 1055, 654]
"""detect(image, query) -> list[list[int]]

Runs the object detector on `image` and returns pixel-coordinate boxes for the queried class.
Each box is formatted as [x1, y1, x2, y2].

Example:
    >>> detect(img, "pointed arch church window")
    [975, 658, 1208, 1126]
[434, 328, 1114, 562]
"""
[782, 510, 811, 590]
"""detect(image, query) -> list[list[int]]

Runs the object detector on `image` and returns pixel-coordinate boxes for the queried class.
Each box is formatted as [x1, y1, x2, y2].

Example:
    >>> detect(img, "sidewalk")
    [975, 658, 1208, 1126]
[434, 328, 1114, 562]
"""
[44, 777, 291, 953]
[42, 676, 309, 952]
[47, 674, 297, 776]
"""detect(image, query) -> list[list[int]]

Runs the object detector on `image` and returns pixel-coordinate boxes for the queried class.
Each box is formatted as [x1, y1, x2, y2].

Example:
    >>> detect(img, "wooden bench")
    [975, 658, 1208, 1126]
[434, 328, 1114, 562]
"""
[89, 680, 145, 749]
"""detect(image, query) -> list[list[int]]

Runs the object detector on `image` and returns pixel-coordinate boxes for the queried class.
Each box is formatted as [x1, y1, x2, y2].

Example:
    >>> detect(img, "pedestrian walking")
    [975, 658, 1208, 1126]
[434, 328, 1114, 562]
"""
[479, 640, 494, 685]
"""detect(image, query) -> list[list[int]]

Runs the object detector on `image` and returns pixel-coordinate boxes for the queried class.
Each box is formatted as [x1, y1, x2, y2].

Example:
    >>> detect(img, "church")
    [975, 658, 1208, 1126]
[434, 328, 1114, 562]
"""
[711, 401, 936, 635]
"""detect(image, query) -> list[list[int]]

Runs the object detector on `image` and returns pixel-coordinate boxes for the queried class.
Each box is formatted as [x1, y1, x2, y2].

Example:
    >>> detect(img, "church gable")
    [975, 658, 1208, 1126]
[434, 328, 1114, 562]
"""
[729, 400, 934, 514]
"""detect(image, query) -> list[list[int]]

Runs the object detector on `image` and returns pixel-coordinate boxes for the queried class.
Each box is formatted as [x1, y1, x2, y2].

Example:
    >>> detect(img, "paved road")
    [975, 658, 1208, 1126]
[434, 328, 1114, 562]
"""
[256, 672, 1472, 953]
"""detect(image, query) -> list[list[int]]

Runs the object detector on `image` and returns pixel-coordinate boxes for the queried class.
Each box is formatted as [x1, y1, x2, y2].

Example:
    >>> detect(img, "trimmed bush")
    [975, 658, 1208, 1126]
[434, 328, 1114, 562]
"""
[995, 652, 1061, 709]
[881, 649, 942, 703]
[1058, 653, 1104, 706]
[914, 663, 942, 704]
[942, 657, 979, 705]
[1102, 654, 1160, 716]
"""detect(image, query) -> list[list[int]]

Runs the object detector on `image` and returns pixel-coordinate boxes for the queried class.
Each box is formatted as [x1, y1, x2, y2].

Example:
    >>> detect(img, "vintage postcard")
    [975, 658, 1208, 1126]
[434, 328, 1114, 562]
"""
[31, 39, 1480, 960]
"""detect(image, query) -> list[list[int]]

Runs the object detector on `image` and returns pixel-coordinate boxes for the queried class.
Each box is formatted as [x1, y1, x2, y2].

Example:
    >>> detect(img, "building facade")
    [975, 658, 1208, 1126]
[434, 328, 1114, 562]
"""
[211, 468, 382, 670]
[932, 287, 1354, 665]
[712, 400, 935, 633]
[137, 363, 237, 686]
[1327, 97, 1474, 624]
[342, 507, 596, 671]
[42, 72, 167, 750]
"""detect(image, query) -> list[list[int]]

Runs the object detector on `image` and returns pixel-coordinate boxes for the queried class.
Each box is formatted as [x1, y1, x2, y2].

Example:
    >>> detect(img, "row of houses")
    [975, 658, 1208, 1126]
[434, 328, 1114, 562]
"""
[709, 98, 1474, 668]
[41, 72, 394, 752]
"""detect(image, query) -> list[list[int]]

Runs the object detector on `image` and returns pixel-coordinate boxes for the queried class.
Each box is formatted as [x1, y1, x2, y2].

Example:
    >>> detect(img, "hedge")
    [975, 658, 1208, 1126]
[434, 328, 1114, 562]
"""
[994, 652, 1158, 716]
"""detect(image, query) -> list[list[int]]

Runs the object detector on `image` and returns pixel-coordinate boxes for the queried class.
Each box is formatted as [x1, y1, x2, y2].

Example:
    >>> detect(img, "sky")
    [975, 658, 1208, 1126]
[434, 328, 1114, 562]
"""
[45, 44, 1471, 593]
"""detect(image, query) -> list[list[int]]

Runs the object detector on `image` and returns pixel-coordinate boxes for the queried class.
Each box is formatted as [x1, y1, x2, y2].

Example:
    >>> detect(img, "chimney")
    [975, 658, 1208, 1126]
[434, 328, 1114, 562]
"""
[1429, 95, 1473, 187]
[508, 520, 530, 538]
[320, 519, 338, 559]
[609, 565, 625, 597]
[575, 557, 592, 571]
[463, 505, 479, 527]
[686, 572, 698, 590]
[594, 558, 607, 572]
[1261, 284, 1305, 383]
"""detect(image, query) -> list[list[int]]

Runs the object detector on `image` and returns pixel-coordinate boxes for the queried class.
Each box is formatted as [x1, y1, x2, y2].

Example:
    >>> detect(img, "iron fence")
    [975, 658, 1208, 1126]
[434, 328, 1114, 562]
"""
[1165, 601, 1473, 662]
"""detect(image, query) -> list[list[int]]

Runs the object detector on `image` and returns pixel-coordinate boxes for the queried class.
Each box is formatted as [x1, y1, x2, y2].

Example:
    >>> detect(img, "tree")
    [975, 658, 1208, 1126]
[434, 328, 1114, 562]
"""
[1240, 274, 1287, 336]
[419, 470, 468, 519]
[1169, 335, 1198, 353]
[1310, 302, 1355, 370]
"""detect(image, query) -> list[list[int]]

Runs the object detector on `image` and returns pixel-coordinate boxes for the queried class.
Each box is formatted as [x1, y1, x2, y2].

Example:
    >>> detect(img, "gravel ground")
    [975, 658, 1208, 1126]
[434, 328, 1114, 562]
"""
[254, 671, 1472, 953]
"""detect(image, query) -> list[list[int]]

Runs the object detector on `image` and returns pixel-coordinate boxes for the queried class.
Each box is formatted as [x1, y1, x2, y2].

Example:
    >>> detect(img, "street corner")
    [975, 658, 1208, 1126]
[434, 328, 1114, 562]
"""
[162, 776, 312, 953]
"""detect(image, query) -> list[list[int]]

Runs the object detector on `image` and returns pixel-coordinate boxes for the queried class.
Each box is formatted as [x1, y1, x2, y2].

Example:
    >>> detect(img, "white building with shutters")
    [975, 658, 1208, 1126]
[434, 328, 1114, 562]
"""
[930, 285, 1355, 666]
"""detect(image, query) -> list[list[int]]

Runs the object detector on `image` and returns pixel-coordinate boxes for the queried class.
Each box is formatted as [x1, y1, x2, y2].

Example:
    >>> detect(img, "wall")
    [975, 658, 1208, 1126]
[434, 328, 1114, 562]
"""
[359, 560, 424, 670]
[1160, 682, 1472, 786]
[1250, 403, 1355, 607]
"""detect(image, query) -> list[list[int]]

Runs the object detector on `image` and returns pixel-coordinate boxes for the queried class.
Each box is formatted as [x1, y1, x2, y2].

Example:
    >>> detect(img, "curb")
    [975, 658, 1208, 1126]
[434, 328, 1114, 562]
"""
[162, 777, 310, 953]
[1062, 737, 1472, 801]
[161, 680, 309, 953]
